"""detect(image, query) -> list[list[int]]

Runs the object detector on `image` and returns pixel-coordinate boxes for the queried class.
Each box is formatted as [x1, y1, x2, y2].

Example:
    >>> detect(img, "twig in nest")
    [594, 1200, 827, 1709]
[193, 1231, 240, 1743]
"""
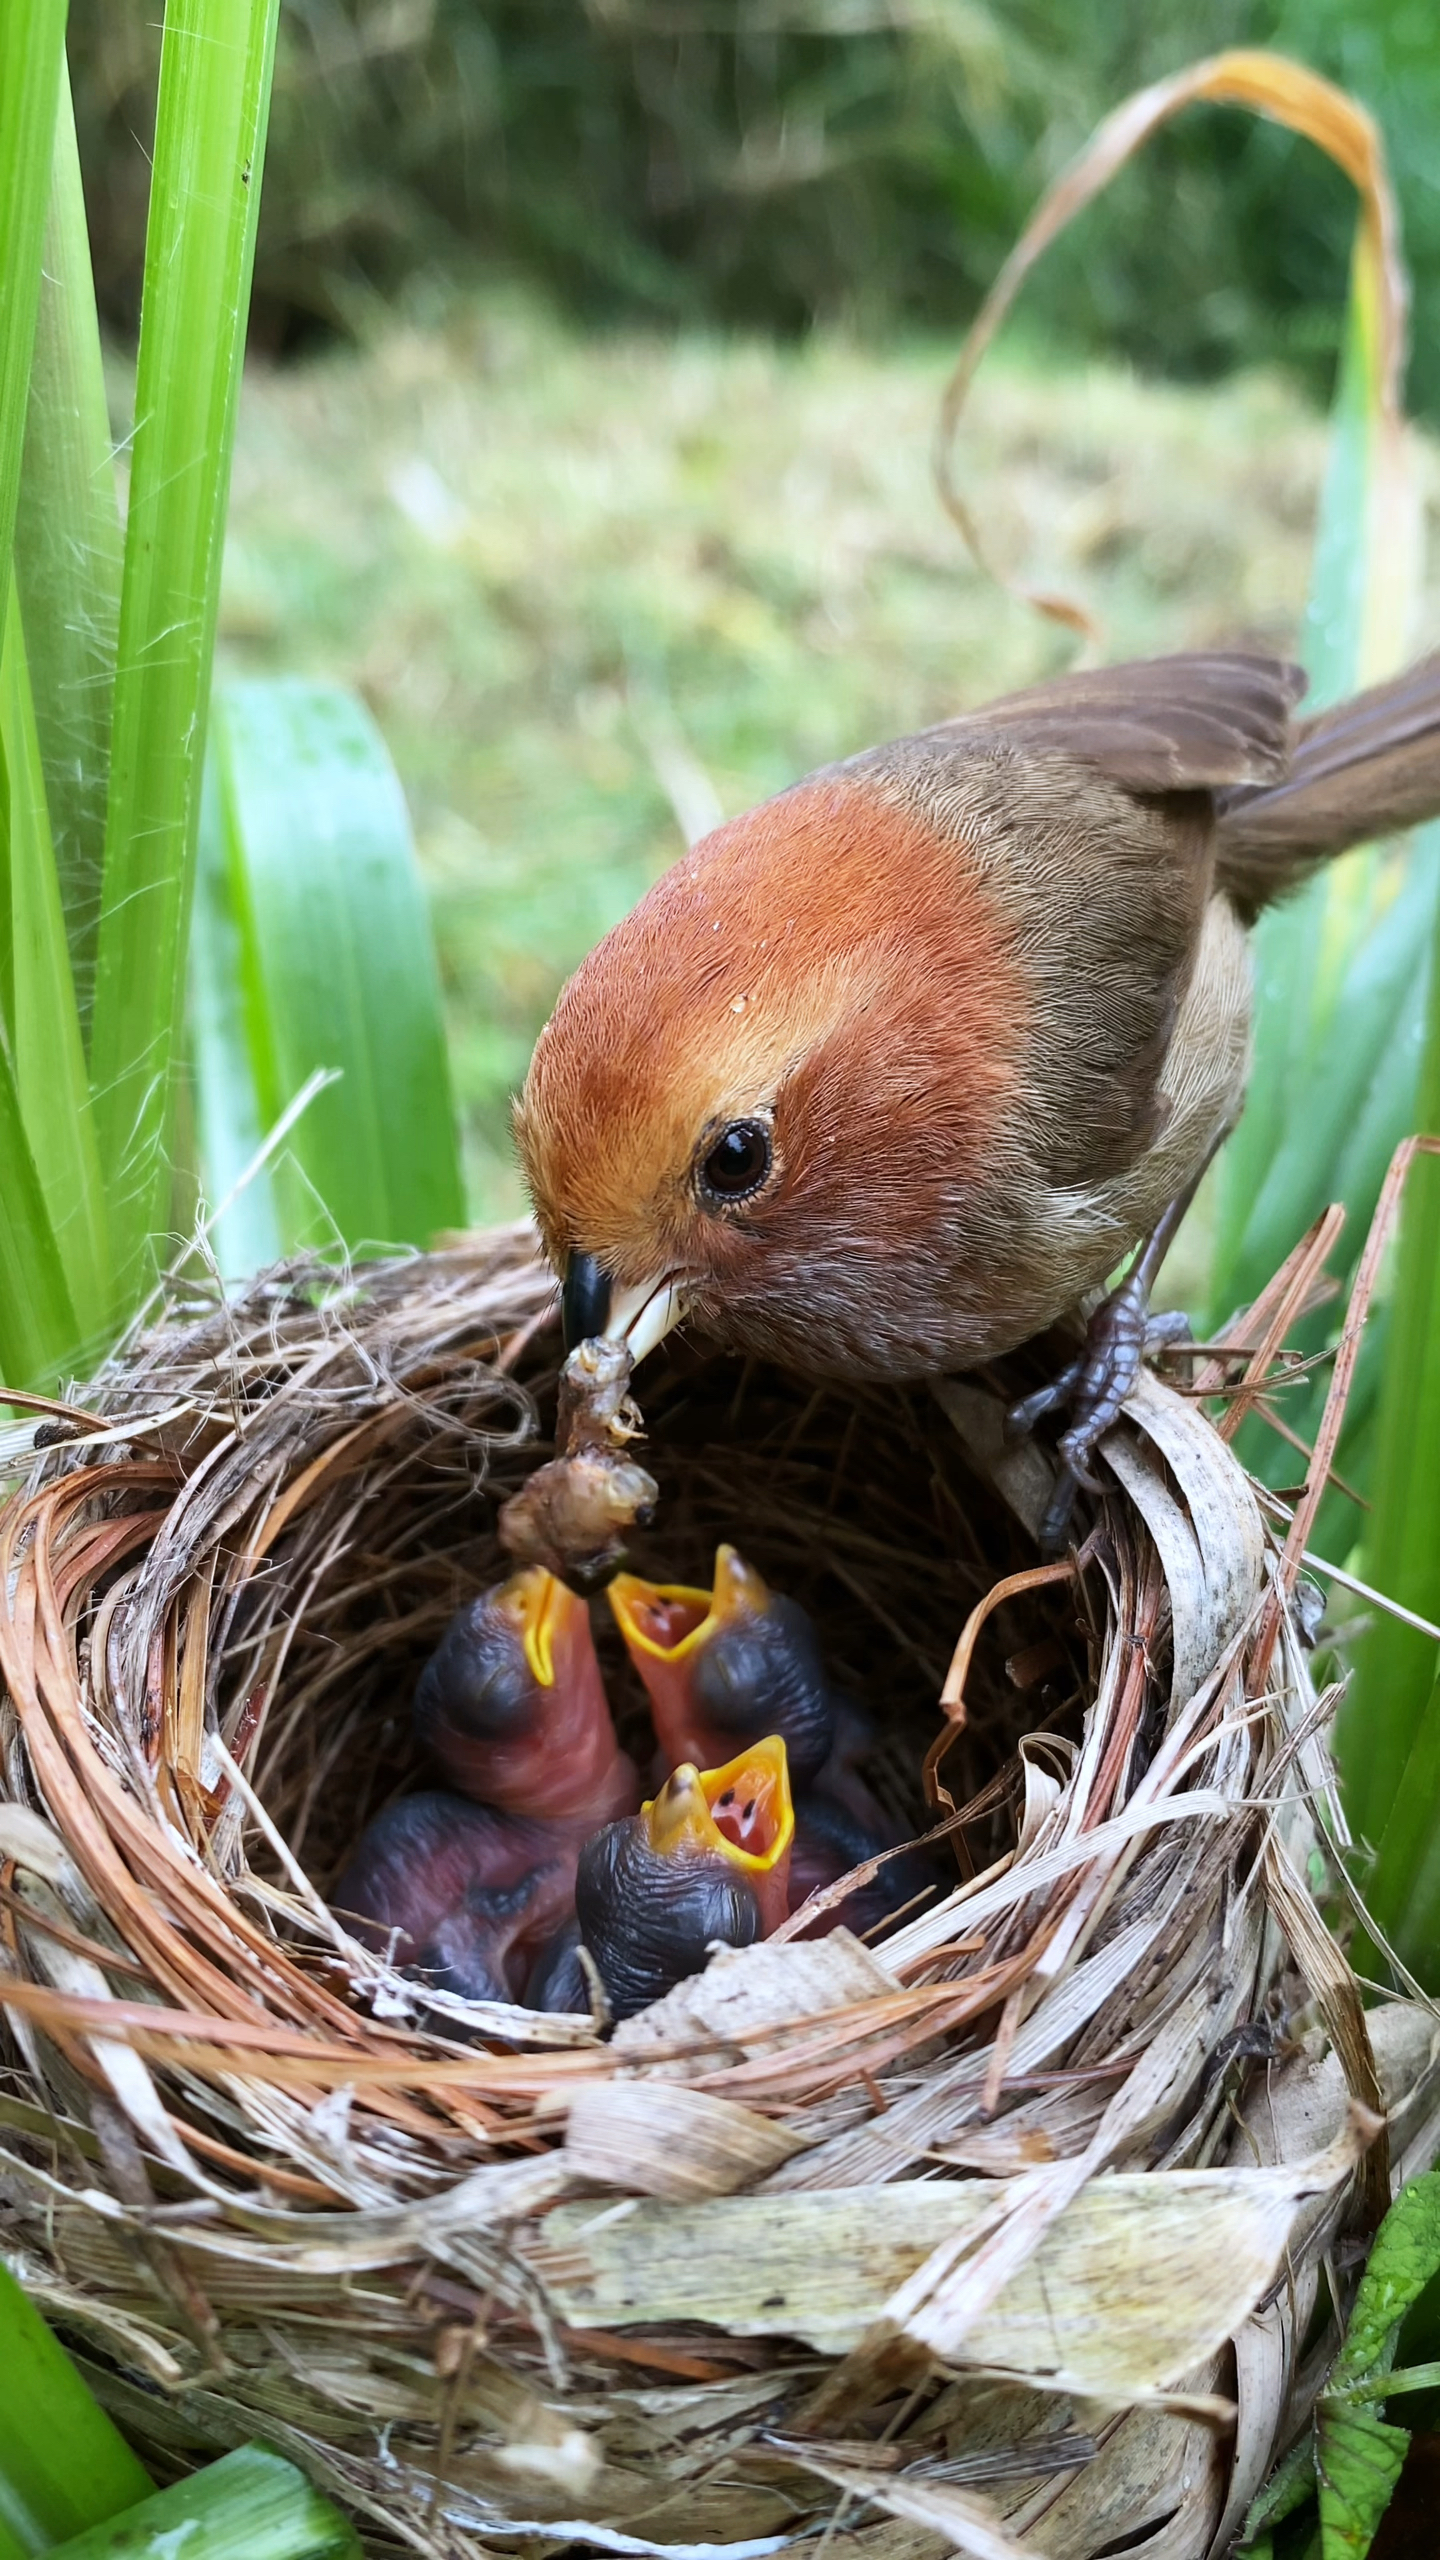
[498, 1338, 659, 1587]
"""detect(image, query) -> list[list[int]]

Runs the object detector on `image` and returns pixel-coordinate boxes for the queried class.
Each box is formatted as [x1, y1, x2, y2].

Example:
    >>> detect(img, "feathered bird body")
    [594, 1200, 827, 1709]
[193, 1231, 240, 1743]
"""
[518, 651, 1440, 1384]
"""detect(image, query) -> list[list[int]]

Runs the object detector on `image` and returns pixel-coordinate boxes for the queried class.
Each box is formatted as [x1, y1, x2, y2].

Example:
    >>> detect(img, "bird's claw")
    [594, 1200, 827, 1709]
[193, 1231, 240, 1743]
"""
[1036, 1463, 1083, 1557]
[1055, 1433, 1106, 1495]
[1009, 1288, 1192, 1555]
[1141, 1307, 1195, 1354]
[1004, 1357, 1084, 1440]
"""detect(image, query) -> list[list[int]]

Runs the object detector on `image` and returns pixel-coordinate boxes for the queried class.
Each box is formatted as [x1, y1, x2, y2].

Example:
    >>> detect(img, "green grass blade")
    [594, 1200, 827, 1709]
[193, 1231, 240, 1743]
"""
[203, 679, 464, 1257]
[0, 714, 9, 1034]
[1217, 847, 1437, 1298]
[12, 74, 123, 1034]
[1212, 847, 1436, 1543]
[88, 0, 281, 1323]
[1361, 1665, 1440, 1979]
[43, 2444, 360, 2560]
[0, 1032, 77, 1391]
[1208, 244, 1404, 1328]
[187, 749, 283, 1278]
[0, 0, 68, 635]
[0, 2260, 151, 2554]
[1339, 1033, 1440, 1871]
[0, 581, 108, 1355]
[1330, 895, 1436, 1226]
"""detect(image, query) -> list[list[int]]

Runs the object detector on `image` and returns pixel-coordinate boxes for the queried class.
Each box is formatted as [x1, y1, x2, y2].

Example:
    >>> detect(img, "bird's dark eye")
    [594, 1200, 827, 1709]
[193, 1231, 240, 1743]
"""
[699, 1119, 772, 1203]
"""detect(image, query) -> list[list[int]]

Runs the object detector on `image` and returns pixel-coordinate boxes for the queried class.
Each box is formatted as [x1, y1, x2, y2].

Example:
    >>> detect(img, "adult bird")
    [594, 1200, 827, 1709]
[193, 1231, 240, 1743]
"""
[516, 651, 1440, 1541]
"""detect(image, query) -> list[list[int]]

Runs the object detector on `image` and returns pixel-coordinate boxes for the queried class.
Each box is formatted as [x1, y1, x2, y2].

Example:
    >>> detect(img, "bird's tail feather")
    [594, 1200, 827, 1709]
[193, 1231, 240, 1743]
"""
[1216, 651, 1440, 915]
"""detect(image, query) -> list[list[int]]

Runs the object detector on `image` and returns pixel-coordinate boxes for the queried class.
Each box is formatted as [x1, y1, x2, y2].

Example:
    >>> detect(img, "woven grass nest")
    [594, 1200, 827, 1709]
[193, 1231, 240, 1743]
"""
[2, 1226, 1438, 2560]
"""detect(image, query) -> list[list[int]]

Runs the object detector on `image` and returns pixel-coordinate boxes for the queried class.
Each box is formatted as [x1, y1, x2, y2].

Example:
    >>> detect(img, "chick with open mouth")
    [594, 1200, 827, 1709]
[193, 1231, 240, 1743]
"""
[415, 1565, 638, 1826]
[534, 1735, 794, 2021]
[607, 1543, 834, 1784]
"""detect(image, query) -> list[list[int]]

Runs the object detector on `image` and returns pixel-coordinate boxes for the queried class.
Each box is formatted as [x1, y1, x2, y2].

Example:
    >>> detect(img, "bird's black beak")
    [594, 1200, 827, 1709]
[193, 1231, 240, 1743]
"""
[562, 1250, 612, 1351]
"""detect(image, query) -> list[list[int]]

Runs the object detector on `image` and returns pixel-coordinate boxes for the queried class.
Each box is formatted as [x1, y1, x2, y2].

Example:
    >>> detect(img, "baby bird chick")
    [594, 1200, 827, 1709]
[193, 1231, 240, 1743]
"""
[608, 1543, 833, 1783]
[610, 1544, 936, 1941]
[415, 1566, 637, 1826]
[571, 1736, 794, 2020]
[332, 1791, 577, 2006]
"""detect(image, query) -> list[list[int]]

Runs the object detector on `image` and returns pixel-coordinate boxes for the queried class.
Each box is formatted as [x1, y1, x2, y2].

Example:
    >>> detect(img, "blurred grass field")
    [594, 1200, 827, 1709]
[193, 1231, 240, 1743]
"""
[203, 285, 1440, 1227]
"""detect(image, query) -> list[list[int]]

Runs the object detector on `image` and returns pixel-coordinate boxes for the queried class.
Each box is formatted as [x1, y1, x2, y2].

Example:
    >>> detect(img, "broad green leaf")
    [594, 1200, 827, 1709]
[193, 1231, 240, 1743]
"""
[1313, 2174, 1440, 2556]
[43, 2444, 359, 2560]
[201, 679, 464, 1262]
[1330, 2174, 1440, 2391]
[1316, 2404, 1408, 2560]
[0, 2260, 151, 2555]
[89, 0, 281, 1324]
[188, 750, 283, 1279]
[0, 582, 107, 1357]
[12, 75, 123, 1034]
[1242, 2176, 1440, 2558]
[0, 0, 68, 643]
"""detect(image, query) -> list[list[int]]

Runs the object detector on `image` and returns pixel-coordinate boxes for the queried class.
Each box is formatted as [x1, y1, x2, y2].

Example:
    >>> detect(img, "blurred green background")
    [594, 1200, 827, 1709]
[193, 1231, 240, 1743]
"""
[74, 0, 1440, 1222]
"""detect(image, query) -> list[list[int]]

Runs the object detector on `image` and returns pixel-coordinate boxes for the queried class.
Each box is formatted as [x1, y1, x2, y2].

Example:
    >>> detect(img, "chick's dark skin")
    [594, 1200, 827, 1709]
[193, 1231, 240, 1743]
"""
[567, 1740, 794, 2021]
[332, 1792, 578, 2004]
[415, 1564, 637, 1824]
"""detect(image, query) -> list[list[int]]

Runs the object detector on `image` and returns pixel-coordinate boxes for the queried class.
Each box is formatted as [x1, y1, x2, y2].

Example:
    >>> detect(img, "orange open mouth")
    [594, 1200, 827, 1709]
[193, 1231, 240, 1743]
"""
[609, 1545, 774, 1770]
[616, 1585, 710, 1655]
[610, 1545, 769, 1660]
[643, 1734, 794, 1932]
[493, 1565, 590, 1692]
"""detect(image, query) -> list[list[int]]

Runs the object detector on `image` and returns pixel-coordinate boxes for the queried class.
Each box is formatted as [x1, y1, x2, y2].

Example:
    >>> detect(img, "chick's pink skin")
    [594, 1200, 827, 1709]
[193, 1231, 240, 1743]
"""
[417, 1569, 638, 1827]
[606, 1570, 721, 1775]
[516, 770, 1029, 1380]
[332, 1792, 579, 1995]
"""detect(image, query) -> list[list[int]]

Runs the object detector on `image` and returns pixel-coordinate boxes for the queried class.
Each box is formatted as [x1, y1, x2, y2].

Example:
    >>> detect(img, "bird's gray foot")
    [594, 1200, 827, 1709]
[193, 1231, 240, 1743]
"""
[1006, 1139, 1220, 1554]
[1008, 1282, 1192, 1556]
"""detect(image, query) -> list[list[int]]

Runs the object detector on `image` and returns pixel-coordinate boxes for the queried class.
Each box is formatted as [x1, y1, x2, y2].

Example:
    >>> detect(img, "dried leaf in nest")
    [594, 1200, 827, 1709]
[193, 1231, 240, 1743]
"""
[498, 1337, 658, 1584]
[560, 2080, 806, 2198]
[527, 2118, 1365, 2390]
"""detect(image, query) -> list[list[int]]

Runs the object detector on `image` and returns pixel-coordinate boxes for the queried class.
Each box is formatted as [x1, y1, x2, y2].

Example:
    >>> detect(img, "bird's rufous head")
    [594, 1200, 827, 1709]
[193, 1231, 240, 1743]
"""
[515, 764, 1024, 1378]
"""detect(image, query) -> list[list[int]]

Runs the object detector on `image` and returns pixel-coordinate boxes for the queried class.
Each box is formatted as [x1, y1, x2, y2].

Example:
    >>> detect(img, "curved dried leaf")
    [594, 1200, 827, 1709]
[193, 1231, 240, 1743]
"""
[933, 49, 1405, 641]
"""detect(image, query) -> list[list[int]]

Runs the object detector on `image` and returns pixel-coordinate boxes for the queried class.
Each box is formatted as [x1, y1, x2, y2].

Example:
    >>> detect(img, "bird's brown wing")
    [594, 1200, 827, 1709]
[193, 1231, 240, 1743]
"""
[865, 654, 1306, 1190]
[1216, 649, 1440, 913]
[954, 649, 1306, 792]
